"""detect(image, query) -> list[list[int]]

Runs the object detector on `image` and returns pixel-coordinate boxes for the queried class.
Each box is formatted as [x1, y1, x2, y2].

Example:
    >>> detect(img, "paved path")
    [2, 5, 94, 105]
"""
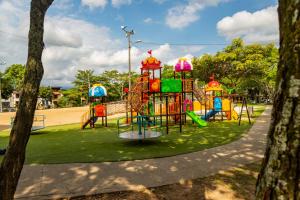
[15, 107, 271, 200]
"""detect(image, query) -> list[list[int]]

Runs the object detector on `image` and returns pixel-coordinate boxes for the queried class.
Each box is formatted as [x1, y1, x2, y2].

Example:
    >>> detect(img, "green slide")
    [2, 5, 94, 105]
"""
[148, 102, 155, 116]
[186, 111, 208, 127]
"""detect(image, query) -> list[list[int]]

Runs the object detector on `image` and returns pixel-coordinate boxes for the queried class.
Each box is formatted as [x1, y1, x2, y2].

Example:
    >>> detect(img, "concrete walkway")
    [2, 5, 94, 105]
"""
[15, 107, 271, 200]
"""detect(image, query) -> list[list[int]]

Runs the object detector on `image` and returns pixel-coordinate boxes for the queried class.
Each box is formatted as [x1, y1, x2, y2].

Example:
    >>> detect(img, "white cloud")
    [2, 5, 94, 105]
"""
[45, 19, 83, 48]
[0, 0, 29, 71]
[217, 6, 279, 43]
[153, 0, 168, 4]
[144, 17, 153, 23]
[111, 0, 132, 8]
[166, 0, 226, 29]
[52, 0, 74, 10]
[0, 0, 205, 87]
[81, 0, 108, 9]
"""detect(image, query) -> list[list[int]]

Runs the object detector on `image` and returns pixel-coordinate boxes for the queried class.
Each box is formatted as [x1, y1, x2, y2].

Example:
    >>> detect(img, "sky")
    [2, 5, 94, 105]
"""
[0, 0, 278, 87]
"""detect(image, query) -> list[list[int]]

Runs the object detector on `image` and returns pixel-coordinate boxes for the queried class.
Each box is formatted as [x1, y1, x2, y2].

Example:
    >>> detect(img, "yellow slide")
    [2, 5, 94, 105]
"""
[223, 98, 238, 120]
[231, 109, 239, 120]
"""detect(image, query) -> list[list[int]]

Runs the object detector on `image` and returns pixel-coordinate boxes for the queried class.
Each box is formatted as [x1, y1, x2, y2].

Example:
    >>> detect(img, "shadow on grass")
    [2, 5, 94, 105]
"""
[0, 120, 253, 164]
[122, 140, 162, 147]
[0, 106, 267, 164]
[13, 106, 270, 199]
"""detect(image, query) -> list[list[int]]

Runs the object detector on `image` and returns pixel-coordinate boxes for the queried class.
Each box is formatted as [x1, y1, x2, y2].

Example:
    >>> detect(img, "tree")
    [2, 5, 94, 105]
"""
[0, 64, 26, 100]
[97, 70, 129, 101]
[4, 64, 26, 91]
[96, 70, 138, 101]
[39, 86, 52, 101]
[192, 39, 279, 97]
[0, 72, 14, 100]
[255, 1, 299, 199]
[58, 88, 82, 107]
[73, 69, 97, 100]
[192, 54, 216, 83]
[0, 0, 54, 199]
[162, 65, 174, 79]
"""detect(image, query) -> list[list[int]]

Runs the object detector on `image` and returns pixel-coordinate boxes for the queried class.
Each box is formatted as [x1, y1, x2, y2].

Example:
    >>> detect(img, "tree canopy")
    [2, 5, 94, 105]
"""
[192, 38, 278, 97]
[4, 64, 26, 91]
[0, 64, 26, 99]
[39, 86, 52, 101]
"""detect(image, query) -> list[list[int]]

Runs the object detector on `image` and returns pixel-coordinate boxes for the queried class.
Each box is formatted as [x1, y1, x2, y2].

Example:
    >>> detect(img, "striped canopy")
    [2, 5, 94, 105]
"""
[89, 84, 107, 97]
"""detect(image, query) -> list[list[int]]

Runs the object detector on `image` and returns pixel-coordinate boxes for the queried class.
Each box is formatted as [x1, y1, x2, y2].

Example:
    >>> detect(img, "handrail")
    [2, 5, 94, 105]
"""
[80, 110, 90, 128]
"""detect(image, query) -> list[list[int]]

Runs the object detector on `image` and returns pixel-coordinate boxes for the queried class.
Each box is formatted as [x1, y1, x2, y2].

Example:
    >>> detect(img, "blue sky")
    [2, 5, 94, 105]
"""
[0, 0, 278, 87]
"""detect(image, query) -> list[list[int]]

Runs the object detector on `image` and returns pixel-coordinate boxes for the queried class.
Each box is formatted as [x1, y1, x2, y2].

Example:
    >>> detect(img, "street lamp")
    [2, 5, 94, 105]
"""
[121, 26, 141, 91]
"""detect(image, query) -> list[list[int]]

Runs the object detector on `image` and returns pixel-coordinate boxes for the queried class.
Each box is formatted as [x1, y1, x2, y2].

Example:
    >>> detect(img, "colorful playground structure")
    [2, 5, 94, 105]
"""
[201, 75, 239, 121]
[80, 51, 241, 140]
[117, 51, 239, 139]
[81, 84, 108, 129]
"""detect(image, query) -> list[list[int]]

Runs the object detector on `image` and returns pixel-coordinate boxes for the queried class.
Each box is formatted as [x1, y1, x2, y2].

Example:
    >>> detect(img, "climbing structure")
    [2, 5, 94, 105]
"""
[201, 75, 238, 121]
[81, 84, 108, 129]
[119, 52, 209, 139]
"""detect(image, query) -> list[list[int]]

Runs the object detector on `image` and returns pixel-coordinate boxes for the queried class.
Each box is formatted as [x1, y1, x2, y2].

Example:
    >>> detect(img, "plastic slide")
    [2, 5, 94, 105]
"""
[231, 109, 239, 120]
[186, 111, 208, 127]
[148, 102, 155, 116]
[201, 110, 219, 120]
[82, 116, 98, 129]
[225, 109, 239, 120]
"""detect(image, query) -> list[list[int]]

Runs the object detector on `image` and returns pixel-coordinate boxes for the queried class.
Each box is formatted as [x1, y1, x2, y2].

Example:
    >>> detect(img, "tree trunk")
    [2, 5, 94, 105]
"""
[255, 1, 300, 199]
[0, 0, 53, 199]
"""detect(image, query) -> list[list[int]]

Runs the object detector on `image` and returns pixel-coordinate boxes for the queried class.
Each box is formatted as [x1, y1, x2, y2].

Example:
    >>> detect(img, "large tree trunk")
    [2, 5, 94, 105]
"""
[0, 0, 53, 199]
[255, 1, 300, 199]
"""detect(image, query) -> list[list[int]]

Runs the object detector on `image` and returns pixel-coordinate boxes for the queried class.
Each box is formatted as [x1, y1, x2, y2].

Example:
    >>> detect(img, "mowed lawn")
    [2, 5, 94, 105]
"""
[0, 105, 266, 164]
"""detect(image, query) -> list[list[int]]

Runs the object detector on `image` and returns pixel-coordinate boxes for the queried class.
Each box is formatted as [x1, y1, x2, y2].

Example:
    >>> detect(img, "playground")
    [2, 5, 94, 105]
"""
[0, 51, 266, 199]
[0, 106, 270, 199]
[0, 52, 261, 165]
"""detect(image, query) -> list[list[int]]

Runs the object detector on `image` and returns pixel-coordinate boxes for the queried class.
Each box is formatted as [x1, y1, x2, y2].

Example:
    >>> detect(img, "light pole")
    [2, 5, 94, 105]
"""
[121, 26, 141, 91]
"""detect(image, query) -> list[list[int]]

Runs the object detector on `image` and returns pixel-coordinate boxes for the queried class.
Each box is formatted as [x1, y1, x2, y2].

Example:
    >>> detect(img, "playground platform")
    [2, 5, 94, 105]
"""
[14, 106, 271, 200]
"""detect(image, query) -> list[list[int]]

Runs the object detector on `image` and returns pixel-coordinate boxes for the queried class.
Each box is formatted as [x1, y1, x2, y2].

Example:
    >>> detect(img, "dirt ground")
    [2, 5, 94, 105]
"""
[68, 163, 260, 200]
[0, 106, 126, 128]
[0, 106, 89, 127]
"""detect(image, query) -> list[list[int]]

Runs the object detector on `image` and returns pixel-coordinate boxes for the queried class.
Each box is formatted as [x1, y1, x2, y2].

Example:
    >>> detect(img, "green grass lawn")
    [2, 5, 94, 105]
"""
[0, 105, 266, 164]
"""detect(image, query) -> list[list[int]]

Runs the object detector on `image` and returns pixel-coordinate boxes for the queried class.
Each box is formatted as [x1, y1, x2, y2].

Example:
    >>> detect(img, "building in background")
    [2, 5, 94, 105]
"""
[9, 91, 20, 108]
[51, 87, 63, 108]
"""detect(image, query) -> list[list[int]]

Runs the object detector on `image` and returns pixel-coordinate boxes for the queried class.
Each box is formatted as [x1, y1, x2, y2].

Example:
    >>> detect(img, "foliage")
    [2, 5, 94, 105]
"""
[0, 64, 25, 99]
[96, 70, 138, 101]
[73, 69, 97, 101]
[4, 64, 26, 91]
[58, 88, 82, 107]
[0, 72, 14, 99]
[162, 65, 174, 78]
[97, 70, 127, 101]
[192, 38, 278, 98]
[39, 86, 52, 101]
[72, 69, 139, 102]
